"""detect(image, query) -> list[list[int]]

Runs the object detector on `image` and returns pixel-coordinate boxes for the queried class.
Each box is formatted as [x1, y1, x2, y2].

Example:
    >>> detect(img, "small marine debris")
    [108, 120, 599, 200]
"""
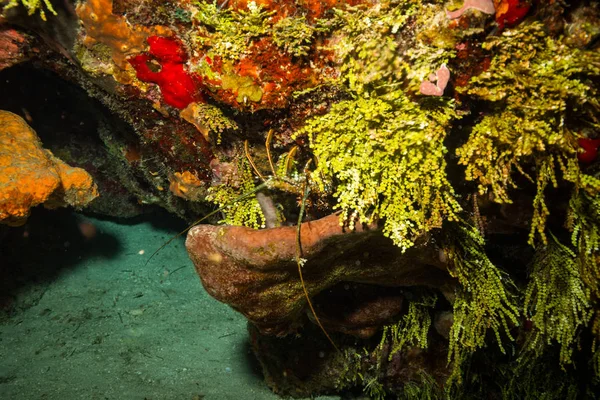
[78, 221, 97, 241]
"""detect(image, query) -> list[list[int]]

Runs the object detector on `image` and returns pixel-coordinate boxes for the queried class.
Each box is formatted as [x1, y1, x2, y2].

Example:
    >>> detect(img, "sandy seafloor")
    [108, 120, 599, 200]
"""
[0, 209, 341, 400]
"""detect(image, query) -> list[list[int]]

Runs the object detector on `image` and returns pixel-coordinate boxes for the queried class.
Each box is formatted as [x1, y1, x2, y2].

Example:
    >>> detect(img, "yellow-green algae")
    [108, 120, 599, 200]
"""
[568, 189, 600, 375]
[377, 292, 437, 361]
[456, 22, 600, 245]
[335, 290, 439, 399]
[293, 0, 469, 251]
[296, 93, 461, 251]
[272, 15, 320, 57]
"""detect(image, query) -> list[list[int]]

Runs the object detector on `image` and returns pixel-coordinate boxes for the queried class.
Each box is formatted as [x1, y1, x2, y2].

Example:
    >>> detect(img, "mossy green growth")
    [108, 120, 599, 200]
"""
[206, 158, 265, 229]
[456, 22, 600, 245]
[3, 0, 56, 20]
[363, 377, 386, 400]
[231, 1, 274, 38]
[196, 103, 238, 134]
[524, 233, 592, 366]
[292, 1, 471, 251]
[295, 92, 461, 251]
[272, 16, 317, 57]
[191, 0, 274, 60]
[444, 223, 520, 385]
[401, 372, 440, 400]
[328, 0, 470, 96]
[329, 2, 416, 96]
[461, 349, 582, 400]
[191, 3, 246, 60]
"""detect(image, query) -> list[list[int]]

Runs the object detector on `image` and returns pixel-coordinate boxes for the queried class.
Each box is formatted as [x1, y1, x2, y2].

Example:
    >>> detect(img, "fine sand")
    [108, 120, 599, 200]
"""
[0, 209, 340, 400]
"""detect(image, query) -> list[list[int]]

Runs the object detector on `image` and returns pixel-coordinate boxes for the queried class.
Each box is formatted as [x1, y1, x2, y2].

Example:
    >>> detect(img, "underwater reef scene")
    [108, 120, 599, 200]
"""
[1, 0, 600, 398]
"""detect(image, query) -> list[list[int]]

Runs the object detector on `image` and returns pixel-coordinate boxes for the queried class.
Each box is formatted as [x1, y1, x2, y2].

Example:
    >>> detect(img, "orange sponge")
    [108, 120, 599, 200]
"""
[169, 171, 205, 202]
[0, 111, 98, 226]
[76, 0, 171, 69]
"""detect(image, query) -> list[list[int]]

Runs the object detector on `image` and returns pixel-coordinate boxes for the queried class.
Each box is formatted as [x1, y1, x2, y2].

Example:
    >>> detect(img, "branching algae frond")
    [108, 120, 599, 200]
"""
[569, 191, 600, 302]
[568, 189, 600, 375]
[329, 2, 417, 96]
[444, 223, 520, 384]
[456, 22, 600, 245]
[452, 18, 600, 386]
[337, 291, 438, 399]
[329, 0, 472, 95]
[377, 292, 437, 362]
[524, 233, 592, 366]
[292, 1, 477, 250]
[181, 102, 239, 144]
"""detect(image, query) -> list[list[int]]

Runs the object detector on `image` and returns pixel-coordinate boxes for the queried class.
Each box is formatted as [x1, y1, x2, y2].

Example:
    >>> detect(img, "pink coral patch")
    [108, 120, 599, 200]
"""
[446, 0, 495, 19]
[420, 64, 451, 96]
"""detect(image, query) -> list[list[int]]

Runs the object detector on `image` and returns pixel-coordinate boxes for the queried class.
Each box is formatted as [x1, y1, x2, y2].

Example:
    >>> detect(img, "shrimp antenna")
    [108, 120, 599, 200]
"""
[295, 178, 339, 353]
[145, 181, 269, 267]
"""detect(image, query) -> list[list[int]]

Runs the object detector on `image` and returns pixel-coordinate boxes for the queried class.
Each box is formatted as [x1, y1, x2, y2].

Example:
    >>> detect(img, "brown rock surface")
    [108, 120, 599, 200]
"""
[0, 27, 31, 71]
